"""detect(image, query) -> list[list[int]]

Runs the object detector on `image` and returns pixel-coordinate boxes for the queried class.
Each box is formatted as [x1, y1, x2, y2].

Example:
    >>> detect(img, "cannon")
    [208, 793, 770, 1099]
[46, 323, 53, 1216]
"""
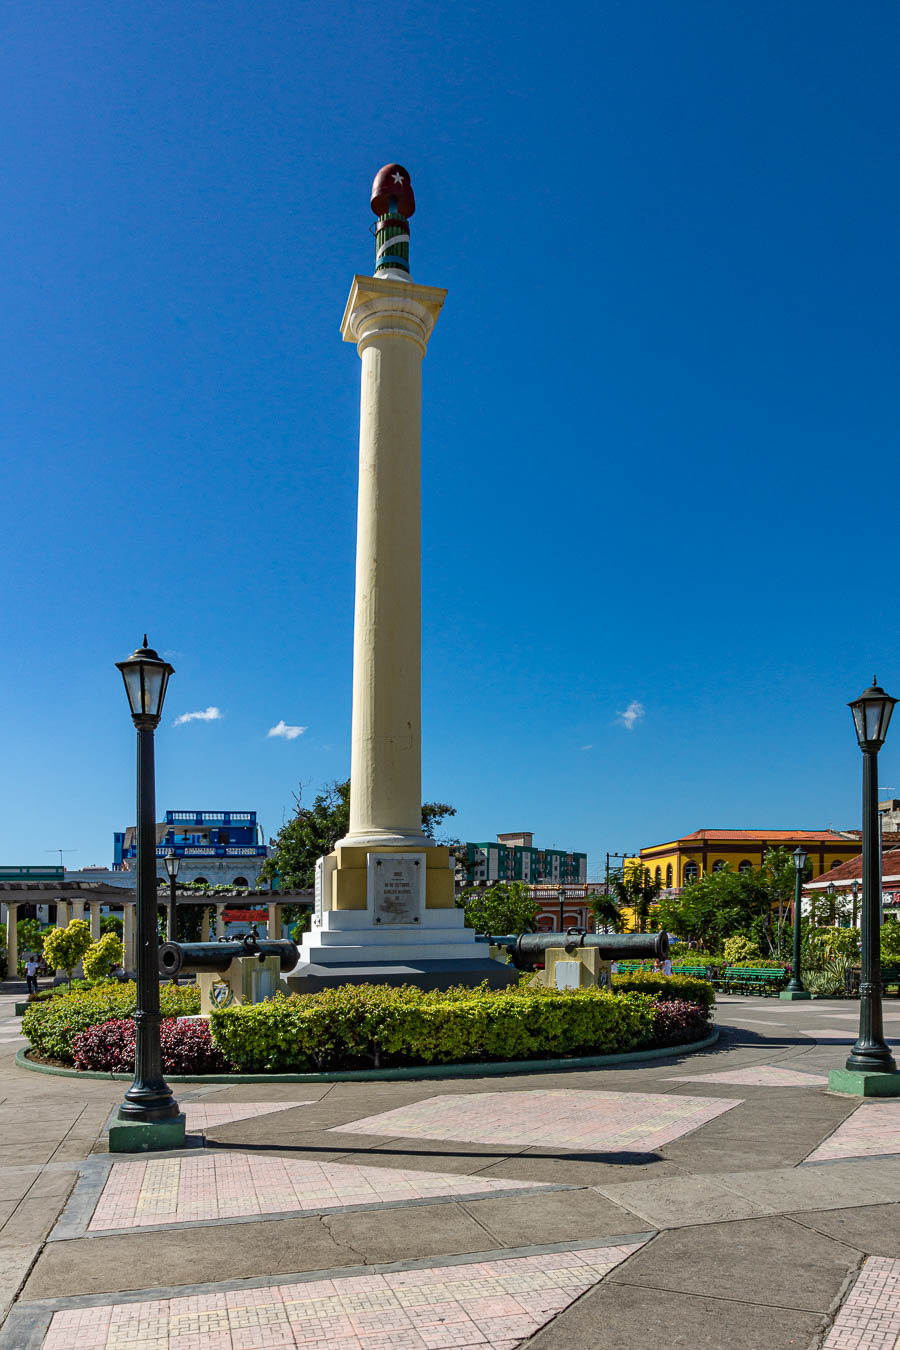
[159, 935, 299, 979]
[505, 929, 668, 972]
[159, 934, 300, 1016]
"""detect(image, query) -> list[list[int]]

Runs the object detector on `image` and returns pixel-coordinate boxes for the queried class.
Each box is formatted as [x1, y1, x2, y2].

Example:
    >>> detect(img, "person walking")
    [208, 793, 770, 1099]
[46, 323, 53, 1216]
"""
[24, 954, 40, 996]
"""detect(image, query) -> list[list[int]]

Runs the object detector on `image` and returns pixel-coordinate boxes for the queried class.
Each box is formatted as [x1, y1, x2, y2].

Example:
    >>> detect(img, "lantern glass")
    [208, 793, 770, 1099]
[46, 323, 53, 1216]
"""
[792, 847, 808, 872]
[849, 680, 897, 750]
[116, 639, 174, 723]
[165, 852, 179, 880]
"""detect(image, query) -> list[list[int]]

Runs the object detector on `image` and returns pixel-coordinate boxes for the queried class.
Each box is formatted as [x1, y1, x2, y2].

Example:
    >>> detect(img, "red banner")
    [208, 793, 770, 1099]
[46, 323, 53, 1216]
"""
[223, 909, 267, 922]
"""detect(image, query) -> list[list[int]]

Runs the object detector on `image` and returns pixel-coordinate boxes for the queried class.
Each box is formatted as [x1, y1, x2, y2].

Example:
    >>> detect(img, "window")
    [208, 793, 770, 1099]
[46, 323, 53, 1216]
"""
[665, 864, 673, 888]
[654, 867, 662, 886]
[832, 861, 842, 872]
[738, 860, 753, 875]
[712, 861, 727, 873]
[684, 862, 699, 883]
[193, 877, 208, 886]
[232, 876, 249, 888]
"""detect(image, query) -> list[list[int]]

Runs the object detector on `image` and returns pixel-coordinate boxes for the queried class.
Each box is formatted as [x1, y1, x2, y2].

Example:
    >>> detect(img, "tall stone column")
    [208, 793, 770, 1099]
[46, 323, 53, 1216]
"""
[215, 905, 226, 939]
[89, 902, 102, 941]
[267, 903, 282, 939]
[55, 901, 69, 929]
[200, 908, 210, 942]
[6, 906, 17, 979]
[70, 900, 85, 925]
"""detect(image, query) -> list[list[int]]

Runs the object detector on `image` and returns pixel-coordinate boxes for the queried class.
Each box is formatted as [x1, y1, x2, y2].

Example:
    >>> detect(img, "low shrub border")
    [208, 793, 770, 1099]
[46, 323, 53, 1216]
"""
[16, 1028, 719, 1083]
[21, 981, 200, 1063]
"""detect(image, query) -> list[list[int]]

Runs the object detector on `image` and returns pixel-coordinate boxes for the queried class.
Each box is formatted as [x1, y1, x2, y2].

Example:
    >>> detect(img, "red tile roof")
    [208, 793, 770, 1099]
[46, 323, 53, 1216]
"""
[681, 829, 852, 842]
[805, 849, 900, 888]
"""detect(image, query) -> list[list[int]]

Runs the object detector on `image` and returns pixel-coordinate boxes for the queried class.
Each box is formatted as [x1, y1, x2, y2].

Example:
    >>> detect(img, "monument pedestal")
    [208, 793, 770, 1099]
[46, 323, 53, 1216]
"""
[288, 845, 515, 992]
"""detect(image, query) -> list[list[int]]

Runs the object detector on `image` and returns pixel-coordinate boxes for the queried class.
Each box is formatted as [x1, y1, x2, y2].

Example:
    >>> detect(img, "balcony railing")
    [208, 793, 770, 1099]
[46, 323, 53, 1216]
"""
[122, 845, 267, 859]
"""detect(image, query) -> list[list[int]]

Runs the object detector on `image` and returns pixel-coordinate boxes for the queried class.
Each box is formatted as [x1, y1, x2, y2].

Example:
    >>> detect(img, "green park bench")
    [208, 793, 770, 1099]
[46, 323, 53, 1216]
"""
[844, 965, 900, 997]
[670, 965, 710, 979]
[716, 966, 786, 996]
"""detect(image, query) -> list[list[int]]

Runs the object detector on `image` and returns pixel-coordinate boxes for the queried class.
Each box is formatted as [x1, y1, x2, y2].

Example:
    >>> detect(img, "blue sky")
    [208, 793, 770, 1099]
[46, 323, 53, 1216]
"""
[2, 1, 898, 875]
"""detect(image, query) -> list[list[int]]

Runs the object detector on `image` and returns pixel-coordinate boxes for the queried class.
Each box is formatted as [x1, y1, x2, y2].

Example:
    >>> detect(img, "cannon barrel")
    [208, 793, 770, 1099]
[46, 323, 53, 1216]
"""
[507, 929, 668, 971]
[159, 937, 299, 978]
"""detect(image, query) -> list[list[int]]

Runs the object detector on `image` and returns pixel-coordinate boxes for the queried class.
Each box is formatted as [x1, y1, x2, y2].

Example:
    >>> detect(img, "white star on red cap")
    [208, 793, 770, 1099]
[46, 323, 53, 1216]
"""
[392, 171, 404, 186]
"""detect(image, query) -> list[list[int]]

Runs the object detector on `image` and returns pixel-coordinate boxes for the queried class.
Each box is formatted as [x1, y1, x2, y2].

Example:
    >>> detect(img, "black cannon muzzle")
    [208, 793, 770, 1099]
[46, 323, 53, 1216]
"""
[507, 929, 668, 971]
[159, 937, 299, 978]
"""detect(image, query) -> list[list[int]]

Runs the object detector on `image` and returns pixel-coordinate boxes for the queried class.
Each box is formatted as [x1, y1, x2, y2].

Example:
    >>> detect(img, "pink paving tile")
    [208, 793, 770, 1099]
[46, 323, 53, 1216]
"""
[804, 1101, 900, 1163]
[667, 1066, 827, 1087]
[329, 1089, 739, 1152]
[821, 1255, 900, 1348]
[40, 1241, 646, 1349]
[183, 1101, 314, 1131]
[87, 1155, 555, 1232]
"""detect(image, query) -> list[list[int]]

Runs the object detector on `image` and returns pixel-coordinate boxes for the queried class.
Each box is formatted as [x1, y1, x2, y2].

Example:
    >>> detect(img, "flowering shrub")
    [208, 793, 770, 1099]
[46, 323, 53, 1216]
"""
[651, 998, 711, 1048]
[612, 971, 715, 1008]
[72, 1017, 231, 1074]
[22, 982, 200, 1063]
[83, 932, 124, 981]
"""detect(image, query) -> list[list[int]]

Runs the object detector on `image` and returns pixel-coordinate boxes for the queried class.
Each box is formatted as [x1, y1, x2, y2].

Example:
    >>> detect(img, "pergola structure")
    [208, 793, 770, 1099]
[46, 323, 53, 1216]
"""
[0, 882, 313, 978]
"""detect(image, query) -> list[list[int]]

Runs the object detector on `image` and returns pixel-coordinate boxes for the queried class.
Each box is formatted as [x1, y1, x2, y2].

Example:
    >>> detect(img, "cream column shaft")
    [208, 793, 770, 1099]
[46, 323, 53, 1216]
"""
[201, 908, 210, 942]
[340, 277, 446, 845]
[6, 906, 17, 977]
[56, 902, 69, 929]
[89, 903, 101, 941]
[215, 905, 226, 938]
[122, 906, 135, 971]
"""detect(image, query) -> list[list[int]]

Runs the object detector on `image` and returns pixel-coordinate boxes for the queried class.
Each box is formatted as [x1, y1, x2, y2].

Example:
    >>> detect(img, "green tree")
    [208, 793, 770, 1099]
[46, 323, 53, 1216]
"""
[455, 882, 541, 935]
[83, 932, 124, 981]
[589, 893, 626, 932]
[656, 866, 771, 950]
[608, 868, 662, 932]
[882, 917, 900, 962]
[42, 920, 93, 986]
[16, 918, 47, 955]
[258, 780, 456, 891]
[100, 915, 123, 938]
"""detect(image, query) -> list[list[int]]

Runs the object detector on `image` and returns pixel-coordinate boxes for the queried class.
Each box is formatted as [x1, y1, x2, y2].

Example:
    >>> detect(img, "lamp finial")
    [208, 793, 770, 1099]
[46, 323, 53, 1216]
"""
[370, 164, 415, 277]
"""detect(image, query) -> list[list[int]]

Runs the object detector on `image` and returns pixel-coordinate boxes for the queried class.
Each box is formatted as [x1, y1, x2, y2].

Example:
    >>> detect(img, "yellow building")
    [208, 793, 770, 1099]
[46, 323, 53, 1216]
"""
[637, 830, 861, 893]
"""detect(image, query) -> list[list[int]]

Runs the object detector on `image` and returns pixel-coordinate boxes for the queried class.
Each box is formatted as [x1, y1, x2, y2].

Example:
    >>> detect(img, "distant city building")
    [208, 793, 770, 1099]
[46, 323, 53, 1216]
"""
[637, 829, 861, 895]
[113, 809, 270, 887]
[460, 833, 587, 887]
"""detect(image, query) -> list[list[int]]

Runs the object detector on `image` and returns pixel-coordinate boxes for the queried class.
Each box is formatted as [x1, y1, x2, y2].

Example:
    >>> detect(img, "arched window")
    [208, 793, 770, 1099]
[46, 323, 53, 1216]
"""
[645, 868, 651, 885]
[684, 862, 699, 884]
[232, 876, 249, 888]
[193, 877, 208, 887]
[712, 860, 727, 873]
[654, 866, 662, 886]
[831, 861, 842, 872]
[738, 860, 753, 875]
[665, 864, 673, 888]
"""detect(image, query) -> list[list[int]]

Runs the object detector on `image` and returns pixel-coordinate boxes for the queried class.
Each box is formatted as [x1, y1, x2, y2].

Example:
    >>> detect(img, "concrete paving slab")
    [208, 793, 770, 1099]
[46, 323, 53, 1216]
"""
[604, 1215, 860, 1312]
[713, 1159, 900, 1214]
[21, 1214, 363, 1299]
[460, 1188, 640, 1247]
[0, 1245, 39, 1325]
[320, 1199, 520, 1264]
[593, 1173, 769, 1227]
[473, 1152, 685, 1187]
[791, 1203, 900, 1257]
[525, 1277, 828, 1349]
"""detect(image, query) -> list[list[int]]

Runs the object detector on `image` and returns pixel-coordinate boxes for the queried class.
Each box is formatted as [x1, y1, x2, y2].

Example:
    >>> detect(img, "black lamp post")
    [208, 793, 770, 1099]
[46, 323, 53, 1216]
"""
[826, 880, 836, 927]
[851, 879, 859, 929]
[164, 850, 179, 943]
[110, 637, 184, 1151]
[558, 886, 565, 933]
[781, 847, 810, 999]
[845, 678, 897, 1076]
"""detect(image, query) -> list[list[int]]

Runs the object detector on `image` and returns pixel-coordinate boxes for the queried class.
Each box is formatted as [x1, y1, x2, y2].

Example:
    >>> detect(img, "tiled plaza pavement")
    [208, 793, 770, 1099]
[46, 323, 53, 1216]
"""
[805, 1101, 900, 1163]
[2, 991, 900, 1349]
[87, 1155, 557, 1232]
[331, 1088, 740, 1151]
[40, 1242, 646, 1350]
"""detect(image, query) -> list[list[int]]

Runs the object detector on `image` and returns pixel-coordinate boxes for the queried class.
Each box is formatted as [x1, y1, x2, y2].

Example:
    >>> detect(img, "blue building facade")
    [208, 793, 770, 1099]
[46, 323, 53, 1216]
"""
[114, 810, 269, 887]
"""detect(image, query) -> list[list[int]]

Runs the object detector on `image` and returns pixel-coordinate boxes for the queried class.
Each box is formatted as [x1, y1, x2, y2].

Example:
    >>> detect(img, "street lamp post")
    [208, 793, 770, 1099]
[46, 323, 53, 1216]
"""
[164, 851, 179, 943]
[826, 880, 836, 927]
[109, 638, 185, 1152]
[851, 879, 859, 929]
[781, 847, 810, 1000]
[842, 679, 898, 1081]
[558, 887, 565, 933]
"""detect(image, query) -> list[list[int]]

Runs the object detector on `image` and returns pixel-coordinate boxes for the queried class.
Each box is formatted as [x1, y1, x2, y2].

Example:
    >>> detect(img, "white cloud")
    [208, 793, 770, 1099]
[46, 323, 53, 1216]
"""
[267, 720, 308, 741]
[615, 700, 645, 731]
[173, 706, 222, 726]
[580, 744, 593, 751]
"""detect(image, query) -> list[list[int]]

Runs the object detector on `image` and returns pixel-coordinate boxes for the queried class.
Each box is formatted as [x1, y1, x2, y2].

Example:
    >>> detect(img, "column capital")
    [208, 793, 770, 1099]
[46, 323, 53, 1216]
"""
[341, 274, 446, 357]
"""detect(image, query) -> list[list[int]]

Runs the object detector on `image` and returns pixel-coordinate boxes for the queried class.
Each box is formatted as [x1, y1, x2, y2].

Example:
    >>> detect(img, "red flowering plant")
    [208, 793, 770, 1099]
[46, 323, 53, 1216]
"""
[72, 1017, 232, 1074]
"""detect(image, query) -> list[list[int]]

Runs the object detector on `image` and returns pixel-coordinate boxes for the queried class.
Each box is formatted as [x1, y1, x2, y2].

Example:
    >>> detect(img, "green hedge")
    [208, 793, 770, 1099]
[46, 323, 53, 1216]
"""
[209, 983, 658, 1073]
[22, 981, 200, 1064]
[611, 971, 715, 1009]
